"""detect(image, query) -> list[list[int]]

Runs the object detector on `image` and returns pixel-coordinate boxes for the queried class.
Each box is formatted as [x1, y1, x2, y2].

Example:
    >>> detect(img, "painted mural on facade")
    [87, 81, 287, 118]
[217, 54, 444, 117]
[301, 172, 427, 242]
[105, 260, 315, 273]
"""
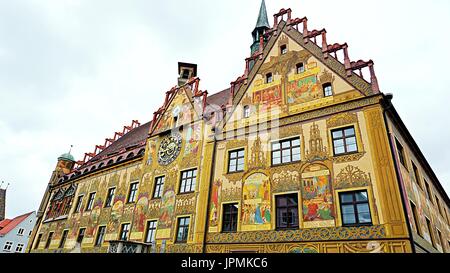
[241, 173, 271, 231]
[301, 164, 335, 228]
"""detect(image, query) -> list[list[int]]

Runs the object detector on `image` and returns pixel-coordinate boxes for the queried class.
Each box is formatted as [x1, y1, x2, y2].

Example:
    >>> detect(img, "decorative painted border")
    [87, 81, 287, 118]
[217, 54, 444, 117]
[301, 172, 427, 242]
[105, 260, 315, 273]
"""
[206, 225, 386, 244]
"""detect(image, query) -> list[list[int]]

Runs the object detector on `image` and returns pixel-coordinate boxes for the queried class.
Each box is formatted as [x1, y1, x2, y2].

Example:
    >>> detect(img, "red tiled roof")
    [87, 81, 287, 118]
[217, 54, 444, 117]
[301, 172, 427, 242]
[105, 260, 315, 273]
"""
[206, 88, 231, 107]
[0, 212, 34, 236]
[83, 121, 152, 165]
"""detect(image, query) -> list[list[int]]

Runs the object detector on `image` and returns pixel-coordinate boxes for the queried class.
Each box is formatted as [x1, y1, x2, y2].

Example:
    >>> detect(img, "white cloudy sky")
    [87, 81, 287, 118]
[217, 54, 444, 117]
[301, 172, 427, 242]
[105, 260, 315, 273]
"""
[1, 0, 449, 218]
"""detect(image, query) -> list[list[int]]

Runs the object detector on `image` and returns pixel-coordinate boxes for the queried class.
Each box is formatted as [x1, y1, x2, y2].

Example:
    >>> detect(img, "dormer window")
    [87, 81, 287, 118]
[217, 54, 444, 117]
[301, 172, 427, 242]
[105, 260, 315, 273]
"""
[296, 63, 305, 74]
[323, 83, 333, 97]
[266, 73, 273, 84]
[280, 45, 287, 55]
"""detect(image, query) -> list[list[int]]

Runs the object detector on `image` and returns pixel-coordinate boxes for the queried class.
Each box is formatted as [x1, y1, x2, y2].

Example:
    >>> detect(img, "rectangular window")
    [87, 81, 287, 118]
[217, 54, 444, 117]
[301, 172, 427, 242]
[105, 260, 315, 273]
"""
[271, 138, 301, 166]
[296, 63, 305, 74]
[426, 217, 436, 247]
[280, 44, 287, 54]
[339, 191, 372, 226]
[104, 188, 116, 208]
[59, 230, 69, 248]
[276, 194, 299, 229]
[323, 83, 333, 97]
[410, 202, 421, 235]
[222, 203, 239, 233]
[332, 127, 358, 156]
[127, 182, 139, 203]
[77, 228, 85, 244]
[119, 223, 130, 241]
[74, 195, 83, 213]
[266, 73, 273, 84]
[412, 162, 422, 189]
[179, 169, 197, 194]
[86, 192, 96, 211]
[95, 226, 106, 246]
[176, 217, 190, 243]
[34, 234, 43, 249]
[145, 220, 158, 244]
[228, 149, 245, 173]
[396, 139, 407, 168]
[3, 241, 13, 252]
[15, 243, 24, 253]
[17, 227, 25, 236]
[45, 232, 54, 249]
[153, 176, 165, 199]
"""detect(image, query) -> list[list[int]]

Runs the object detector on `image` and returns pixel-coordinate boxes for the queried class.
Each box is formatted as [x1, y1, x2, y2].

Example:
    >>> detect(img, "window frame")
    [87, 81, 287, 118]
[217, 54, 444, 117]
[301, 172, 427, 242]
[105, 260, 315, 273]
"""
[17, 227, 25, 236]
[266, 73, 273, 84]
[296, 63, 305, 74]
[179, 169, 197, 194]
[45, 231, 54, 249]
[77, 228, 86, 244]
[127, 181, 139, 203]
[280, 44, 287, 55]
[104, 187, 116, 208]
[275, 193, 300, 230]
[153, 176, 165, 199]
[34, 234, 43, 249]
[410, 202, 422, 236]
[145, 220, 158, 244]
[85, 192, 96, 211]
[271, 137, 301, 166]
[339, 190, 373, 227]
[15, 243, 24, 253]
[74, 195, 84, 213]
[95, 226, 107, 247]
[331, 126, 358, 156]
[323, 82, 333, 97]
[119, 223, 131, 241]
[59, 229, 69, 248]
[175, 217, 190, 243]
[228, 149, 245, 174]
[221, 203, 239, 233]
[3, 241, 13, 252]
[395, 139, 407, 168]
[243, 105, 250, 118]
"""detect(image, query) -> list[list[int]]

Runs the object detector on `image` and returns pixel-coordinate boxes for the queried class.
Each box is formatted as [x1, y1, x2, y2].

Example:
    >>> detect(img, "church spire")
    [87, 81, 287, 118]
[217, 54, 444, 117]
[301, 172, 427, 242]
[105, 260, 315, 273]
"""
[251, 0, 270, 55]
[255, 0, 270, 29]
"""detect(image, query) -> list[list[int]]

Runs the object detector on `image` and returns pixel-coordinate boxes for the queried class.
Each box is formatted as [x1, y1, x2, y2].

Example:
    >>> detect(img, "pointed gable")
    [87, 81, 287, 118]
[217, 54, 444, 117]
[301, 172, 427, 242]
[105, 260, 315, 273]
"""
[223, 10, 381, 130]
[151, 79, 203, 135]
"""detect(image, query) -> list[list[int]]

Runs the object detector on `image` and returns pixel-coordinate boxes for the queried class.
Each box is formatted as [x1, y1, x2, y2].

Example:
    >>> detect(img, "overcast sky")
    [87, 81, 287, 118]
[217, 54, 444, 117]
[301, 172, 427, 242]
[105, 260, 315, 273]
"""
[1, 0, 449, 218]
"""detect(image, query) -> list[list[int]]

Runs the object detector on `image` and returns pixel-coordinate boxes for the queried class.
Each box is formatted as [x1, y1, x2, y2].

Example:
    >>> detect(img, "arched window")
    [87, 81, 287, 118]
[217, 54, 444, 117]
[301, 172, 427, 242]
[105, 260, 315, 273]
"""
[323, 83, 333, 97]
[126, 152, 135, 159]
[107, 159, 114, 165]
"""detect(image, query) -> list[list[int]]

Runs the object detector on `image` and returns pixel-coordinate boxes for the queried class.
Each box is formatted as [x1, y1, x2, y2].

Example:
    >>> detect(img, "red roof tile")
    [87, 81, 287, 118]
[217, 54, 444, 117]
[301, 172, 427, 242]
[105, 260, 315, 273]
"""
[0, 211, 34, 236]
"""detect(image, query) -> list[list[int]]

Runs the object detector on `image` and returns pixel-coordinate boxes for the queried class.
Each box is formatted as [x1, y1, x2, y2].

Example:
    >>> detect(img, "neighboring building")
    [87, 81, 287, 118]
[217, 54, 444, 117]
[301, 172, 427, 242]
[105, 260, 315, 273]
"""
[29, 1, 449, 253]
[0, 211, 36, 253]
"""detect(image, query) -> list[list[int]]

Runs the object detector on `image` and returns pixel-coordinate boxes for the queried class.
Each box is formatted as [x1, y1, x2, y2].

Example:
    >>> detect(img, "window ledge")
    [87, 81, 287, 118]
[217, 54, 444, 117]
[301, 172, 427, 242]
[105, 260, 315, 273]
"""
[332, 151, 365, 163]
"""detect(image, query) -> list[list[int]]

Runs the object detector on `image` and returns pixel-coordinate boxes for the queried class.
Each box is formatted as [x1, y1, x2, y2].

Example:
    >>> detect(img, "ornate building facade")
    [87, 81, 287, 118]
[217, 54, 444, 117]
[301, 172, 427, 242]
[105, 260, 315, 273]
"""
[28, 1, 449, 253]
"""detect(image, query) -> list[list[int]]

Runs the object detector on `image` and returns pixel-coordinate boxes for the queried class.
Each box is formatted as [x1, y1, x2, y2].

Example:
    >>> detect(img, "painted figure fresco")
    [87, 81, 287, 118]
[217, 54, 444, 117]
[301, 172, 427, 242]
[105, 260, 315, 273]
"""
[133, 194, 149, 233]
[184, 124, 201, 156]
[107, 195, 125, 233]
[159, 189, 176, 229]
[242, 173, 271, 231]
[209, 179, 222, 227]
[287, 63, 322, 105]
[301, 164, 335, 228]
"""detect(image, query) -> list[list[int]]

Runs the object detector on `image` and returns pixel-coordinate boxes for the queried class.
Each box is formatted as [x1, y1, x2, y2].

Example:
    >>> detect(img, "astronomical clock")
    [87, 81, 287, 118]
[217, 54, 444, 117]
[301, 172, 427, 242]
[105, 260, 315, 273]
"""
[158, 133, 182, 166]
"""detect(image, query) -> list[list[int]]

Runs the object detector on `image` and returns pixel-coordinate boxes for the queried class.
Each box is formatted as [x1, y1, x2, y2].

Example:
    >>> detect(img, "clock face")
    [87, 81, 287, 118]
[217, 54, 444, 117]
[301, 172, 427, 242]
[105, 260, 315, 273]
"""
[157, 133, 182, 166]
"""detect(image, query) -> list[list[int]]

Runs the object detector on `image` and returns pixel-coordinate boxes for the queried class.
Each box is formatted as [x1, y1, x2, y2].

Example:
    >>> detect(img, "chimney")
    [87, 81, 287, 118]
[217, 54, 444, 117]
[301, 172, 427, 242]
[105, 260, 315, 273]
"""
[0, 188, 6, 221]
[178, 62, 197, 86]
